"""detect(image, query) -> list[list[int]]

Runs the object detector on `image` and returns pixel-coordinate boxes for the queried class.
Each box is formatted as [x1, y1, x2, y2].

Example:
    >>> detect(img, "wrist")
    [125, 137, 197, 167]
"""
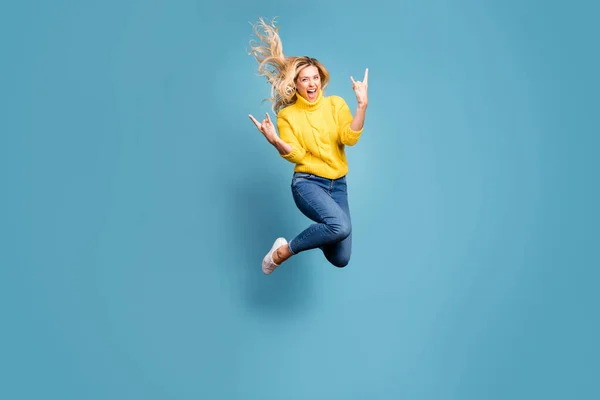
[357, 102, 368, 111]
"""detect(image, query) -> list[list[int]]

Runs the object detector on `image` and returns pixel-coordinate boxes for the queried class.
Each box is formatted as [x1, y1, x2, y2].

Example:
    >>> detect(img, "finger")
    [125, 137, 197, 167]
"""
[265, 112, 272, 123]
[248, 114, 261, 129]
[363, 68, 369, 84]
[350, 76, 356, 84]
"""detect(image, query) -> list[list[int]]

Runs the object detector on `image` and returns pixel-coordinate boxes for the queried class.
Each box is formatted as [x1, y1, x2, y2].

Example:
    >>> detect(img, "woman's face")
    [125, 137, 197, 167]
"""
[295, 65, 321, 102]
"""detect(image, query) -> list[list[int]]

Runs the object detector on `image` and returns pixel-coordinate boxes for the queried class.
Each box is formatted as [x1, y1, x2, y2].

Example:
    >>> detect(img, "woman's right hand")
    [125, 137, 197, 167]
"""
[249, 112, 277, 144]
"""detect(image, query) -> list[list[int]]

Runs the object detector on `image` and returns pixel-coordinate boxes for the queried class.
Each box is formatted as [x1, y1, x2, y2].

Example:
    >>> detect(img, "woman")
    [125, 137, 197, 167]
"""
[247, 18, 369, 274]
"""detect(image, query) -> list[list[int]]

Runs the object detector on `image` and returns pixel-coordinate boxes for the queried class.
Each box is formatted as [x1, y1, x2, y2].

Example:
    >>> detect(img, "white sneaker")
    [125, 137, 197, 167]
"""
[262, 237, 288, 275]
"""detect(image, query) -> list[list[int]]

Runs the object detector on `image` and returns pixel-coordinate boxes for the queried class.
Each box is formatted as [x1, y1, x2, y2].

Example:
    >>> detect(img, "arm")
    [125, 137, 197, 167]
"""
[249, 112, 306, 163]
[338, 99, 365, 146]
[275, 114, 306, 163]
[339, 67, 369, 146]
[351, 103, 367, 132]
[270, 136, 292, 155]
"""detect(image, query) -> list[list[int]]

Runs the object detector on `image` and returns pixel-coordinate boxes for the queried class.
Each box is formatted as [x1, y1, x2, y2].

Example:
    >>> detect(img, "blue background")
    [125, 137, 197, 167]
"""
[1, 0, 598, 399]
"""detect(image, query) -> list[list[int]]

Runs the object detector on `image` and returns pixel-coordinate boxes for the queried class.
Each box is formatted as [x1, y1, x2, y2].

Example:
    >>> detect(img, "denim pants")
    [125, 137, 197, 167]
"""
[288, 172, 352, 268]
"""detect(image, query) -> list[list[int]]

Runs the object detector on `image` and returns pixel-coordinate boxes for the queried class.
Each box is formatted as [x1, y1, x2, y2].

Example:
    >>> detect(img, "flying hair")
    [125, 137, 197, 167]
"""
[247, 17, 330, 114]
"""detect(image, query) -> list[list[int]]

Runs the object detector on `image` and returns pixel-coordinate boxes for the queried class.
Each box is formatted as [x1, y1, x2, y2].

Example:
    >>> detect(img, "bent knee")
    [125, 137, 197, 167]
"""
[339, 223, 352, 240]
[328, 253, 351, 268]
[329, 218, 352, 241]
[332, 257, 350, 268]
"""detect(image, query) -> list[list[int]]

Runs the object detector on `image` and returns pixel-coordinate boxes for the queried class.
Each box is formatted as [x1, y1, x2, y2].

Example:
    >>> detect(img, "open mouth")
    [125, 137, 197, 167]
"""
[307, 89, 317, 95]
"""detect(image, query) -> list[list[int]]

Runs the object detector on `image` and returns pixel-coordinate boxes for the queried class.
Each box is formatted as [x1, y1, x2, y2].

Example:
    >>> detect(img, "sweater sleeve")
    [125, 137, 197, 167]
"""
[276, 114, 306, 164]
[335, 97, 363, 146]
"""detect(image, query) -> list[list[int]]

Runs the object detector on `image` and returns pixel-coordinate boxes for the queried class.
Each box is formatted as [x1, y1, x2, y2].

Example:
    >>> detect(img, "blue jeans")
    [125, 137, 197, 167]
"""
[288, 172, 352, 268]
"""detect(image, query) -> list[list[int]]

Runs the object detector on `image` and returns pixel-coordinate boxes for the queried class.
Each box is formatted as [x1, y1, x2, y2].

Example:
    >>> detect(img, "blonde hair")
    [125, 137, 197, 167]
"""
[248, 17, 330, 114]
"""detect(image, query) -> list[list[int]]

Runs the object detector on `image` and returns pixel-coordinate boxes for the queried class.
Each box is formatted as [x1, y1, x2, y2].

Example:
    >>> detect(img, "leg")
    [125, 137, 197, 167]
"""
[320, 176, 352, 268]
[321, 232, 352, 268]
[264, 174, 351, 273]
[287, 174, 351, 257]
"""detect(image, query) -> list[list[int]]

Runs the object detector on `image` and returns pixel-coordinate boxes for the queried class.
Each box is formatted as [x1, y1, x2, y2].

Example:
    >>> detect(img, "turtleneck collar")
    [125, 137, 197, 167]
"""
[294, 89, 324, 111]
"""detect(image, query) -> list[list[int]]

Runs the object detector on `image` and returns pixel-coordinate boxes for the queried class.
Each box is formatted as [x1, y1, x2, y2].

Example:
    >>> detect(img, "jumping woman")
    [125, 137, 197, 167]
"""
[247, 17, 369, 275]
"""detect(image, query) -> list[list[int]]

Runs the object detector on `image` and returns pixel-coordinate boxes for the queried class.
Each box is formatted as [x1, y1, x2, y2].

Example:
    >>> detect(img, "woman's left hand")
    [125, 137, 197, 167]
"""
[351, 68, 369, 108]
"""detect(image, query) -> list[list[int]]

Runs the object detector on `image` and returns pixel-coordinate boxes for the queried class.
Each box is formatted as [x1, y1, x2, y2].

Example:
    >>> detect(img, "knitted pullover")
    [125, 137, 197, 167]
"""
[276, 90, 363, 179]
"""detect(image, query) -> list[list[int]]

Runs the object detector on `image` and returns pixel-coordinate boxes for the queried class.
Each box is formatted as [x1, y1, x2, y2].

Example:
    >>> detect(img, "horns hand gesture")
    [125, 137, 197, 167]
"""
[249, 112, 278, 143]
[350, 68, 369, 108]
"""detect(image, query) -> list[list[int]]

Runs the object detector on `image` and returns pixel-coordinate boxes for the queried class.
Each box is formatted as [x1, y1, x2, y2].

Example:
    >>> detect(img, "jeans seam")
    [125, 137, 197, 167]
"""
[292, 184, 316, 219]
[290, 183, 331, 252]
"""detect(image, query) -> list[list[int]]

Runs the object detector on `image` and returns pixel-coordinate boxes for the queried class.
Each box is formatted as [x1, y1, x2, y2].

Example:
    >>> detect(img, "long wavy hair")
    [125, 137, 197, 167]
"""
[248, 17, 330, 114]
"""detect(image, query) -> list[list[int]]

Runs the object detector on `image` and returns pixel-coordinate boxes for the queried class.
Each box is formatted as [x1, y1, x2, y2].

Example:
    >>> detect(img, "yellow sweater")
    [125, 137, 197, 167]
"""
[276, 89, 363, 179]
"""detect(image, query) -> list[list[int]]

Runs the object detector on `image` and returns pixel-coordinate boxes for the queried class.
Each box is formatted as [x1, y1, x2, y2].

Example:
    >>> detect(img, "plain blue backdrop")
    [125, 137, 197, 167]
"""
[1, 0, 598, 399]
